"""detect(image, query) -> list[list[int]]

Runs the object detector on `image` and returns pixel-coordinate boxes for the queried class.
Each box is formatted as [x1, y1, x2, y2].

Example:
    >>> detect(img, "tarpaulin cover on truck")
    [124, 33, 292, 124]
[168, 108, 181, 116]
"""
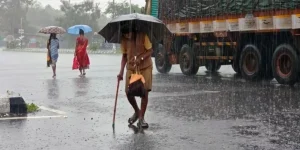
[159, 0, 300, 20]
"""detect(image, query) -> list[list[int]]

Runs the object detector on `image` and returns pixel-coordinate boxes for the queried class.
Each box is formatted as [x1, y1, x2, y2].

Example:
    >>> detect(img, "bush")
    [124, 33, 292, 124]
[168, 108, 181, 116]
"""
[6, 41, 19, 49]
[26, 103, 40, 113]
[89, 43, 100, 51]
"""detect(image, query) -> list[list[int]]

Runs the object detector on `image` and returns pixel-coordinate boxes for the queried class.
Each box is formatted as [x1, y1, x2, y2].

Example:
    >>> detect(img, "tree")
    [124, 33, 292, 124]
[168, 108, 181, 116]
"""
[56, 0, 105, 48]
[27, 3, 62, 29]
[0, 0, 35, 35]
[57, 0, 101, 31]
[104, 0, 142, 18]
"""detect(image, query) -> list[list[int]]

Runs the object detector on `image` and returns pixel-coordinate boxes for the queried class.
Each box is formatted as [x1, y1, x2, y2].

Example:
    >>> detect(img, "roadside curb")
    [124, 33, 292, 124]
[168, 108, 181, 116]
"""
[0, 95, 27, 115]
[2, 48, 121, 55]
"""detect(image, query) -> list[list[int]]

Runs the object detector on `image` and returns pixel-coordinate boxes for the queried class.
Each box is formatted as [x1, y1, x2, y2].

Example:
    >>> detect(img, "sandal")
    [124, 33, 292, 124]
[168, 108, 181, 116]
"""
[137, 118, 149, 129]
[128, 112, 139, 125]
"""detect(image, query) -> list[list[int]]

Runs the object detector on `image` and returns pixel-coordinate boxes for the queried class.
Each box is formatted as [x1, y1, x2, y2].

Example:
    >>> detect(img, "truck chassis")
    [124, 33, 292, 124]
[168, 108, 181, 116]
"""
[151, 9, 300, 85]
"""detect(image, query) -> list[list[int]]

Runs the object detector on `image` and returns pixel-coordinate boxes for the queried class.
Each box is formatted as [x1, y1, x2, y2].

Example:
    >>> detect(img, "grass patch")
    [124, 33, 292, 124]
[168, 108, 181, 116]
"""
[26, 103, 40, 113]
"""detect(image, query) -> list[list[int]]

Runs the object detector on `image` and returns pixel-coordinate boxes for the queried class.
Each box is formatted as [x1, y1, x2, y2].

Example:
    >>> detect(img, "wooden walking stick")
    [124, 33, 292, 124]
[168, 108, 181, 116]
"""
[112, 79, 120, 129]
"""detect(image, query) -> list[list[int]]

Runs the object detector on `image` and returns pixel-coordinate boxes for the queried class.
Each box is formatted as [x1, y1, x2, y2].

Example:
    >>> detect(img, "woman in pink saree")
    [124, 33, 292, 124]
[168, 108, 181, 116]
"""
[74, 29, 90, 76]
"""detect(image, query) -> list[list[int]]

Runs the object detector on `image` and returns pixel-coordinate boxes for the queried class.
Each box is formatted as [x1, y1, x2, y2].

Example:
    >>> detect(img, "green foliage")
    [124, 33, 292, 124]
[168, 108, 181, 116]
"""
[26, 103, 39, 113]
[89, 43, 99, 51]
[104, 0, 142, 18]
[6, 40, 21, 49]
[0, 0, 142, 49]
[57, 0, 101, 31]
[56, 0, 106, 48]
[0, 0, 35, 34]
[27, 3, 62, 29]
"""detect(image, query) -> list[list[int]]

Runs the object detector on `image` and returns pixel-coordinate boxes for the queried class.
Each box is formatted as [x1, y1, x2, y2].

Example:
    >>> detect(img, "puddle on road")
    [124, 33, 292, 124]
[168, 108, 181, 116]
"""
[150, 90, 220, 98]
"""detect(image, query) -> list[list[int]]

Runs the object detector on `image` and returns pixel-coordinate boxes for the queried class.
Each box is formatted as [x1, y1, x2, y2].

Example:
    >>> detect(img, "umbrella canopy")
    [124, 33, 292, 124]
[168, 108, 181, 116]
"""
[67, 25, 92, 35]
[98, 13, 171, 44]
[39, 26, 66, 34]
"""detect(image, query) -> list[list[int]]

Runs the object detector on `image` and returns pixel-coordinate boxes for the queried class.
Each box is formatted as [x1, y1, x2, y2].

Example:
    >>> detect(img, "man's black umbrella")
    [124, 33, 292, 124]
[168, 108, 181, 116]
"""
[98, 13, 171, 43]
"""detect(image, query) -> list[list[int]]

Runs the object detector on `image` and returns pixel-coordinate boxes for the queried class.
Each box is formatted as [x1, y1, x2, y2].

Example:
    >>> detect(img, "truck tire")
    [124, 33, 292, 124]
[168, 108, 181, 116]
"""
[155, 44, 172, 74]
[272, 44, 299, 85]
[239, 44, 263, 80]
[232, 53, 240, 73]
[179, 44, 198, 75]
[205, 61, 221, 72]
[216, 63, 221, 71]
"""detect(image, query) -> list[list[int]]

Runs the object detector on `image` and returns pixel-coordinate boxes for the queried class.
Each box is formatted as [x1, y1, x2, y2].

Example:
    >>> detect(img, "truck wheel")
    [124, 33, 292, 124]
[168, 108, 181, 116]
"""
[239, 44, 263, 80]
[232, 53, 240, 73]
[216, 63, 221, 71]
[155, 44, 172, 74]
[205, 61, 221, 72]
[179, 44, 197, 75]
[272, 44, 298, 85]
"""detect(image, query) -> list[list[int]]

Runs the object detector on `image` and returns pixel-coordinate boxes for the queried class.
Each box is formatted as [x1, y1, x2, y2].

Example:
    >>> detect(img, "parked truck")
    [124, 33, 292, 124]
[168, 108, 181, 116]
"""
[145, 0, 300, 85]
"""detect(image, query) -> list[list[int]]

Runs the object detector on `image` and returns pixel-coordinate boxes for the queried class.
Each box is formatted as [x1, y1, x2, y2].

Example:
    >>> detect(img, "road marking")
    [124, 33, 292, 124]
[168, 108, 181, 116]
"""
[0, 115, 67, 121]
[0, 106, 67, 121]
[39, 106, 66, 115]
[203, 91, 220, 93]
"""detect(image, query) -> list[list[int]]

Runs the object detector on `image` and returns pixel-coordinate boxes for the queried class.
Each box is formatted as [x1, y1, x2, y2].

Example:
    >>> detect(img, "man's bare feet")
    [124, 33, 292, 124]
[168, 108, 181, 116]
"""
[128, 112, 139, 125]
[137, 118, 149, 129]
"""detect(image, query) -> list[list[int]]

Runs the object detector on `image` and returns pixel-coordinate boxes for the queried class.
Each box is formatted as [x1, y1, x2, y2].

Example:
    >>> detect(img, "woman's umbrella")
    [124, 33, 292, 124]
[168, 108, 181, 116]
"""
[98, 13, 171, 129]
[67, 25, 92, 35]
[98, 13, 171, 44]
[39, 26, 66, 34]
[39, 26, 65, 67]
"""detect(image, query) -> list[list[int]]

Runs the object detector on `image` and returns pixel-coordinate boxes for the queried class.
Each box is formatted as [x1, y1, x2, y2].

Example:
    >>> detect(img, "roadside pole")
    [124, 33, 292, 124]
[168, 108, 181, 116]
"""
[21, 18, 22, 49]
[19, 18, 24, 49]
[129, 0, 132, 14]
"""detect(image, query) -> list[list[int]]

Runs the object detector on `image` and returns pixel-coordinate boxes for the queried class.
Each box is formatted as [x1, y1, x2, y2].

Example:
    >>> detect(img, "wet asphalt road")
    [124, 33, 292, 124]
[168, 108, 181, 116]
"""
[0, 50, 300, 150]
